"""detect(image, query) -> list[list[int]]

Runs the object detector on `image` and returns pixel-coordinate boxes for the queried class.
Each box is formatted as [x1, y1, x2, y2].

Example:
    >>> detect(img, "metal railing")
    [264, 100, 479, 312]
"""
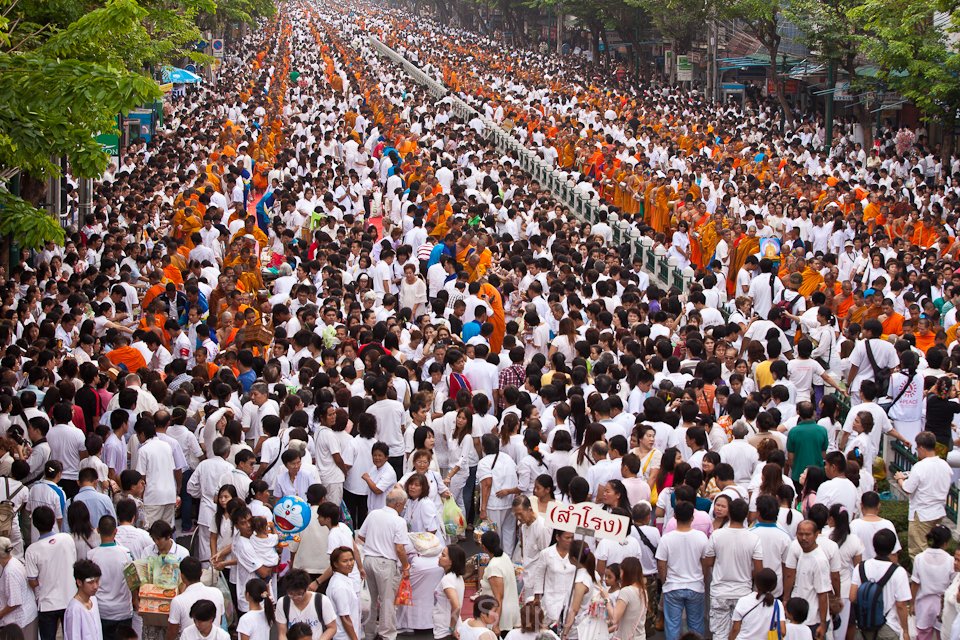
[884, 437, 959, 523]
[366, 36, 694, 293]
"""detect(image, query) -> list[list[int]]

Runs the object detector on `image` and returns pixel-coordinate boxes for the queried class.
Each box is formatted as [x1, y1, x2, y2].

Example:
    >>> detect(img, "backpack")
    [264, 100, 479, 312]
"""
[853, 562, 898, 635]
[773, 290, 799, 330]
[864, 339, 892, 394]
[0, 478, 24, 538]
[282, 591, 325, 628]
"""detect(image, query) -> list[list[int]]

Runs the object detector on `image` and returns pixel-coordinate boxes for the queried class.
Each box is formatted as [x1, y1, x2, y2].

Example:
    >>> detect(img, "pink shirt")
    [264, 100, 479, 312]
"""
[662, 510, 714, 537]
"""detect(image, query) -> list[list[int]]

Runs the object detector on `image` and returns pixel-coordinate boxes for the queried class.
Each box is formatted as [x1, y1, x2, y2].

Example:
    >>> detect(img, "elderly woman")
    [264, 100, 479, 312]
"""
[0, 536, 38, 640]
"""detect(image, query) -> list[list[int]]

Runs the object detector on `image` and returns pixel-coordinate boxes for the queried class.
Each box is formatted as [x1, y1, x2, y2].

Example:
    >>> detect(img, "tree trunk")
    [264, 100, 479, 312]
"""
[942, 124, 955, 167]
[590, 24, 601, 67]
[765, 32, 794, 126]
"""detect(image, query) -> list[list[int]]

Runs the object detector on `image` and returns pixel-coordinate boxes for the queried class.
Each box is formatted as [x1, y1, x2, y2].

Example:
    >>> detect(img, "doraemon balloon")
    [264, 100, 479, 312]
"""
[273, 496, 311, 543]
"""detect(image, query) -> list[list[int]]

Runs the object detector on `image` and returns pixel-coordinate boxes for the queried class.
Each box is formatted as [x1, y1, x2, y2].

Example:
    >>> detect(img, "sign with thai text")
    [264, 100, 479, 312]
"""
[546, 501, 630, 542]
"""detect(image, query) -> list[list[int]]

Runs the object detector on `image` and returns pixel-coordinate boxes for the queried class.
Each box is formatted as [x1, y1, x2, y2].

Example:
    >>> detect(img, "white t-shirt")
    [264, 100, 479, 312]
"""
[655, 529, 709, 593]
[784, 547, 832, 625]
[237, 609, 271, 640]
[314, 426, 345, 484]
[86, 544, 135, 620]
[476, 452, 519, 510]
[814, 477, 859, 515]
[169, 583, 226, 630]
[850, 518, 901, 561]
[275, 593, 337, 640]
[181, 625, 231, 640]
[704, 527, 764, 598]
[847, 339, 899, 393]
[135, 437, 178, 505]
[357, 507, 407, 562]
[851, 559, 912, 634]
[326, 572, 361, 640]
[25, 532, 77, 611]
[366, 399, 407, 457]
[732, 594, 782, 640]
[433, 573, 466, 638]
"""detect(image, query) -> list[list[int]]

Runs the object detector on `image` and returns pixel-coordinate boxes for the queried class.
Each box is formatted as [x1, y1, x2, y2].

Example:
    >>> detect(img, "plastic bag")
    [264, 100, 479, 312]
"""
[442, 497, 466, 538]
[474, 518, 497, 544]
[360, 580, 371, 623]
[409, 532, 443, 557]
[394, 576, 413, 606]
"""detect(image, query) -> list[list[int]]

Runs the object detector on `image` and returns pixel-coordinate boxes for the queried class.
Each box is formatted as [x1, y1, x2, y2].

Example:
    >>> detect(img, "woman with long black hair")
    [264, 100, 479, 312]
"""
[729, 568, 784, 640]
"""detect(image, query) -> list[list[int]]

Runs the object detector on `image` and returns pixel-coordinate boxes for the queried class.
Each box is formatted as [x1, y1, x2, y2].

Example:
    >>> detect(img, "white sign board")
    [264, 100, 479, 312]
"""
[546, 500, 630, 542]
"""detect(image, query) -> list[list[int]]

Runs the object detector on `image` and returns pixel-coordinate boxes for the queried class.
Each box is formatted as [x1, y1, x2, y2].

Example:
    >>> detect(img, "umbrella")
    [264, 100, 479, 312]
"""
[162, 66, 202, 84]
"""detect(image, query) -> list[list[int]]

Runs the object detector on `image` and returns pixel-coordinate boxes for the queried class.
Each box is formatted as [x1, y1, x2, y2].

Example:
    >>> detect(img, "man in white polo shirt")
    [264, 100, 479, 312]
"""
[357, 488, 410, 640]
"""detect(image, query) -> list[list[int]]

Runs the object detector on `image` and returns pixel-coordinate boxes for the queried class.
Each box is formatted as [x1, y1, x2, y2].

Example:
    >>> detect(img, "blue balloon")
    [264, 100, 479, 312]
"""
[273, 495, 311, 535]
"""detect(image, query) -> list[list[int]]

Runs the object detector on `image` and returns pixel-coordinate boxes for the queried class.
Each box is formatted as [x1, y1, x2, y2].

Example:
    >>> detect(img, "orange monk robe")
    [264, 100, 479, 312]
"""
[106, 346, 147, 373]
[478, 283, 506, 354]
[912, 223, 939, 248]
[836, 294, 856, 323]
[947, 322, 960, 345]
[863, 202, 881, 229]
[881, 312, 904, 338]
[726, 235, 760, 296]
[648, 186, 674, 234]
[467, 249, 492, 282]
[798, 266, 824, 298]
[142, 283, 165, 311]
[231, 226, 269, 251]
[915, 331, 936, 354]
[428, 202, 454, 238]
[238, 262, 265, 294]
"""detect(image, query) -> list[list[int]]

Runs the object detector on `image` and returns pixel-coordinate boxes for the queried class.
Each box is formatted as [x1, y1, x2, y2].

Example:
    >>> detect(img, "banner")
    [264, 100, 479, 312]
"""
[546, 501, 630, 542]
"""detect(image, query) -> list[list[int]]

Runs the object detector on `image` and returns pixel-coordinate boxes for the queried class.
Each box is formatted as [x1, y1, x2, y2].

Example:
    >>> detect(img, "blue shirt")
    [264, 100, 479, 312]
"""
[71, 486, 117, 528]
[238, 369, 256, 393]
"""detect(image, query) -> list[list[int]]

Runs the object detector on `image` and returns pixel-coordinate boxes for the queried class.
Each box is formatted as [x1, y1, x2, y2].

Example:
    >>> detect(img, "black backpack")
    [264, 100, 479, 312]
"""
[864, 340, 892, 393]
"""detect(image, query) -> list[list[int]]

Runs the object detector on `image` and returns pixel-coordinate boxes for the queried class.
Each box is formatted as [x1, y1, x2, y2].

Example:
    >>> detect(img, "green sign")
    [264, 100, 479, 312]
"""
[96, 133, 120, 156]
[677, 55, 693, 82]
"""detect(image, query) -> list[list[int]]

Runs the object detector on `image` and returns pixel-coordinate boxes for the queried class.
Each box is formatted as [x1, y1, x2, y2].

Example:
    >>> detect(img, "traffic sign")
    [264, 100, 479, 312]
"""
[212, 39, 225, 58]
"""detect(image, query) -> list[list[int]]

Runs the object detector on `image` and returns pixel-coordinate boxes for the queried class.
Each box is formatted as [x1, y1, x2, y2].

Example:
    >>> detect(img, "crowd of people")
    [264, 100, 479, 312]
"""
[3, 1, 960, 640]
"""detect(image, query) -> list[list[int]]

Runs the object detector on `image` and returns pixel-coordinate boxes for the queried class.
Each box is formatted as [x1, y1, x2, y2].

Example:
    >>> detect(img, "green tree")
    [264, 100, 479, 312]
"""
[0, 0, 162, 249]
[851, 0, 960, 160]
[785, 0, 876, 148]
[715, 0, 794, 123]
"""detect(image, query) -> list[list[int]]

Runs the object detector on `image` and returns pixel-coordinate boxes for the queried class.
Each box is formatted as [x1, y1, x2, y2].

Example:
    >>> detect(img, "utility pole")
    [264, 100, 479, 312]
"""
[825, 59, 835, 152]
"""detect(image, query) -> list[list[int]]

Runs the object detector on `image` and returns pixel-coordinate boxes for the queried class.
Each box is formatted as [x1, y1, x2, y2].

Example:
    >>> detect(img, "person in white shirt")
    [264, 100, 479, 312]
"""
[895, 431, 954, 558]
[167, 557, 225, 640]
[134, 418, 181, 528]
[47, 403, 88, 498]
[718, 425, 759, 486]
[86, 517, 135, 634]
[781, 520, 832, 639]
[477, 435, 520, 554]
[181, 599, 230, 640]
[850, 529, 912, 639]
[748, 259, 784, 320]
[703, 498, 764, 640]
[26, 506, 77, 640]
[845, 319, 900, 404]
[63, 559, 103, 640]
[656, 501, 709, 640]
[814, 452, 859, 516]
[356, 489, 411, 640]
[187, 437, 236, 562]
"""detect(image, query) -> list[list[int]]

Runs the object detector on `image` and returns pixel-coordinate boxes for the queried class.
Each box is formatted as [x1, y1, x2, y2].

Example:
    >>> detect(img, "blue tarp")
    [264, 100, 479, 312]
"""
[162, 66, 202, 84]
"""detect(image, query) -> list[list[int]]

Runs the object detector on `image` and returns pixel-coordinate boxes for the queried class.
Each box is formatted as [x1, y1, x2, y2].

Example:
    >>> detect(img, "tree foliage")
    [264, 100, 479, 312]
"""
[0, 0, 273, 249]
[850, 0, 960, 152]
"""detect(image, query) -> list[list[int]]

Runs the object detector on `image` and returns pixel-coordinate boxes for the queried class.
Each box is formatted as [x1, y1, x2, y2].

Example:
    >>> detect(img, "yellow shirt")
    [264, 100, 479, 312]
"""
[754, 360, 776, 390]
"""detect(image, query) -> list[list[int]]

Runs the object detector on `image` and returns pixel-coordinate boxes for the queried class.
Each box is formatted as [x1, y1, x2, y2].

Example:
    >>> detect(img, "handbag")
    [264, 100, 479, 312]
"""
[767, 600, 782, 640]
